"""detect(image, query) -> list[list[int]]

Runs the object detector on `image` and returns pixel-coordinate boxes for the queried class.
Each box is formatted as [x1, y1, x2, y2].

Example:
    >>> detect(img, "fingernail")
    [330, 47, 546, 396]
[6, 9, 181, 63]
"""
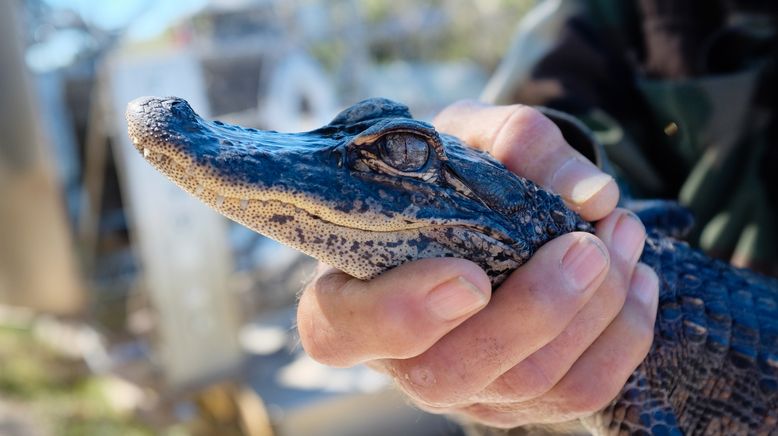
[612, 213, 645, 263]
[562, 237, 608, 291]
[426, 276, 489, 321]
[551, 157, 614, 205]
[631, 264, 658, 307]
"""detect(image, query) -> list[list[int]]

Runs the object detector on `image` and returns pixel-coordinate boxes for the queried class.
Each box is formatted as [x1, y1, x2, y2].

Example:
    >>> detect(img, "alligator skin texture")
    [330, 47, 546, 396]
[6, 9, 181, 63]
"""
[126, 97, 778, 435]
[584, 232, 778, 435]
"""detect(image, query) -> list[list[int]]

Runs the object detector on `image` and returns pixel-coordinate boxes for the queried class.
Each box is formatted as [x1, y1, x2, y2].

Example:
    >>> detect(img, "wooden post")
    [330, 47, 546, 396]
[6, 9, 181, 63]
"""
[0, 0, 85, 315]
[104, 49, 244, 391]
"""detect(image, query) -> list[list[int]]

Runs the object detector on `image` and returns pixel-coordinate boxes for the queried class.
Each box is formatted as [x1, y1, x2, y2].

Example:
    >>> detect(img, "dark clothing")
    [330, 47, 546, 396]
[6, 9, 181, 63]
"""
[489, 0, 778, 276]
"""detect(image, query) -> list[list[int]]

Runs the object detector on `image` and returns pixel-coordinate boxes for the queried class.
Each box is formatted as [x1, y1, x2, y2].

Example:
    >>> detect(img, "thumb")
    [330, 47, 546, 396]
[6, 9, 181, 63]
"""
[297, 258, 491, 367]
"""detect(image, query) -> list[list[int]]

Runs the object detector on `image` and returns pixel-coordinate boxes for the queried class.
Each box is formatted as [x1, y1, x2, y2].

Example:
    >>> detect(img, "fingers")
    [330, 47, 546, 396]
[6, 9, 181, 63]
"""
[473, 208, 647, 402]
[297, 258, 491, 368]
[387, 232, 610, 407]
[450, 263, 659, 429]
[433, 100, 618, 221]
[545, 263, 658, 420]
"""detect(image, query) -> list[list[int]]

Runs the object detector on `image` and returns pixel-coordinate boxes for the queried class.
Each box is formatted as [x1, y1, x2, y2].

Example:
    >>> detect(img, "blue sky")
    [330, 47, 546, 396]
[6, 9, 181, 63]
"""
[27, 0, 208, 71]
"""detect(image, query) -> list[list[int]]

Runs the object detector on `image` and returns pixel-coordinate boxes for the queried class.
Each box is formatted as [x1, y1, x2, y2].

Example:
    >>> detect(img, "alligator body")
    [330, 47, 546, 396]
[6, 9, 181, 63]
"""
[126, 97, 778, 435]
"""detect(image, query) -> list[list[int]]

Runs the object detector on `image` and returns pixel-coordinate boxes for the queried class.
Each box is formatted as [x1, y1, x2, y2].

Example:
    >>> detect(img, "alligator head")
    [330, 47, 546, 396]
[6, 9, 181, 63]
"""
[126, 97, 589, 285]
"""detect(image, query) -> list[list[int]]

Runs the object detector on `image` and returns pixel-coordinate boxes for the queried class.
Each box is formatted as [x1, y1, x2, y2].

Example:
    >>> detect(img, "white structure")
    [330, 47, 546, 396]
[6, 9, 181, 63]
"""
[106, 49, 243, 391]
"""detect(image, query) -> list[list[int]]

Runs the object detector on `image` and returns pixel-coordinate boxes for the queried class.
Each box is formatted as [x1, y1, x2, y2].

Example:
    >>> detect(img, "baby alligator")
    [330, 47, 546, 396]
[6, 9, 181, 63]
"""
[126, 96, 777, 435]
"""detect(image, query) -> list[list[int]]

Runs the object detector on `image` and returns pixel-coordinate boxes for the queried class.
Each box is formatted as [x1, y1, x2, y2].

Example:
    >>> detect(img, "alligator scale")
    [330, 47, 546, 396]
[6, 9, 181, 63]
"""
[126, 96, 778, 435]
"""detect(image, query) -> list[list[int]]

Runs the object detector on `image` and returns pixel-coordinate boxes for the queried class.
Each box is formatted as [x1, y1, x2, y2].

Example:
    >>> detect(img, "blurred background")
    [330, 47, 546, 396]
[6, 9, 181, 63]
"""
[0, 0, 535, 435]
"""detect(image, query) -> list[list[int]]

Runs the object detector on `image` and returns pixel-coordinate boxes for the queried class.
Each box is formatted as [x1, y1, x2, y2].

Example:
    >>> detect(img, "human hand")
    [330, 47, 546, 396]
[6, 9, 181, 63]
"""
[296, 101, 659, 428]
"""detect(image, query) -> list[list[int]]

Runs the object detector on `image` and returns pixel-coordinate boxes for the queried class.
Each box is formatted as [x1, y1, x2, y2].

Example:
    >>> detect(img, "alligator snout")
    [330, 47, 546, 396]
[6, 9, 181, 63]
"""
[126, 96, 196, 133]
[126, 96, 221, 170]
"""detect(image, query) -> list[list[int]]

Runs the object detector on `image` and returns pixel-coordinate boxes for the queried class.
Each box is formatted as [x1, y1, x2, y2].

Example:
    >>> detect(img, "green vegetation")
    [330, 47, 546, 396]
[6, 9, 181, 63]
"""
[0, 325, 155, 436]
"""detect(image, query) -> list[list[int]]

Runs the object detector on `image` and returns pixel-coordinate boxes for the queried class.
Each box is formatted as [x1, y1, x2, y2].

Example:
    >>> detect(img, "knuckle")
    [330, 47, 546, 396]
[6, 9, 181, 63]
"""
[380, 331, 424, 359]
[491, 105, 561, 162]
[507, 105, 561, 142]
[298, 306, 355, 368]
[300, 326, 345, 367]
[497, 362, 556, 400]
[372, 297, 428, 358]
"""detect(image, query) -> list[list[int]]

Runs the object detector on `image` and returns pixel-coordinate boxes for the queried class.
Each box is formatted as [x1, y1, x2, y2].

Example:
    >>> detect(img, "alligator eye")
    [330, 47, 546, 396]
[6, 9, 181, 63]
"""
[378, 133, 429, 172]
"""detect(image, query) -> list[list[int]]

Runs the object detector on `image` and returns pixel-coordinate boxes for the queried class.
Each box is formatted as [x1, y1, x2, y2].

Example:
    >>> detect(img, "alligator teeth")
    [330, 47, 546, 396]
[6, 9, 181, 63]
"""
[194, 185, 205, 196]
[143, 148, 150, 158]
[215, 195, 225, 207]
[239, 198, 249, 210]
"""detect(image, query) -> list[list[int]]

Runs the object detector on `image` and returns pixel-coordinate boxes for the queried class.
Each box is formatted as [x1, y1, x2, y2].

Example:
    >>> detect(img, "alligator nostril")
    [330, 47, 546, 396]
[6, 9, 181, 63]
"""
[162, 98, 186, 112]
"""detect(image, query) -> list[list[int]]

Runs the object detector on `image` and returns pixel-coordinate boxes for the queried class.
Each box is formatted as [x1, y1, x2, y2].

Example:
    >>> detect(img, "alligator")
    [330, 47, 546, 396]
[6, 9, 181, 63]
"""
[126, 96, 778, 435]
